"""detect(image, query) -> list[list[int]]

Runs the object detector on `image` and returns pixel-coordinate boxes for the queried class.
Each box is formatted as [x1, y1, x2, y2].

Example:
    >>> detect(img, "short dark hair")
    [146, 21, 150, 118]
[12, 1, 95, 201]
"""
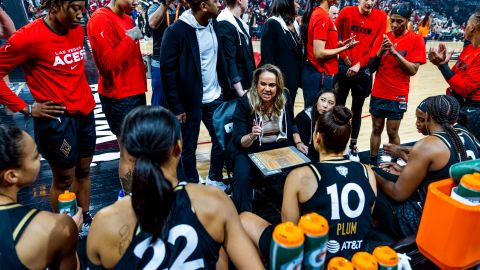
[270, 0, 296, 25]
[314, 106, 352, 154]
[187, 0, 207, 12]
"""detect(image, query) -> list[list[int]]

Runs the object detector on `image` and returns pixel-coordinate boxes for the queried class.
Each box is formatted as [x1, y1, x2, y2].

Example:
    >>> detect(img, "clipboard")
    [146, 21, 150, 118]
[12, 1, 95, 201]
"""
[248, 146, 311, 177]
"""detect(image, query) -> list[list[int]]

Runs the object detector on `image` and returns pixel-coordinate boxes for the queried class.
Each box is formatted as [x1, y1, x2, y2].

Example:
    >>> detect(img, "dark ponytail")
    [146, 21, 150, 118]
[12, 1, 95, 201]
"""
[301, 0, 321, 45]
[427, 95, 468, 161]
[314, 105, 352, 154]
[119, 106, 181, 242]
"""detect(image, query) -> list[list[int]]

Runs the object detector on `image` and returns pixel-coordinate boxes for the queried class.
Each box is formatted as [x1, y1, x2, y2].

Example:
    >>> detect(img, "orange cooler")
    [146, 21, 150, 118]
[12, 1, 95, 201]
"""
[351, 252, 378, 270]
[417, 179, 480, 269]
[328, 257, 354, 270]
[373, 246, 398, 270]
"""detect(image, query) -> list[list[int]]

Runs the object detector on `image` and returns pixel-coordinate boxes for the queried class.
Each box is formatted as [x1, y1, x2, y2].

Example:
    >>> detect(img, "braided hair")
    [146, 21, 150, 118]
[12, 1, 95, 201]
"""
[40, 0, 65, 10]
[427, 95, 468, 161]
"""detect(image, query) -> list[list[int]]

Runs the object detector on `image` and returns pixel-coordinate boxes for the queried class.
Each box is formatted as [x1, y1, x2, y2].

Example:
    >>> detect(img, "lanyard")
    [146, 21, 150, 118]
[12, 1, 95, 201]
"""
[166, 3, 181, 27]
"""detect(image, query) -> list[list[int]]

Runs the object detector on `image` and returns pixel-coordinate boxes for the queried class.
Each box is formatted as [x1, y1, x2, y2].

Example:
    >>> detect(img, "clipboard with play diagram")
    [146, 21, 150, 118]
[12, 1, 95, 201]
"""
[248, 146, 311, 177]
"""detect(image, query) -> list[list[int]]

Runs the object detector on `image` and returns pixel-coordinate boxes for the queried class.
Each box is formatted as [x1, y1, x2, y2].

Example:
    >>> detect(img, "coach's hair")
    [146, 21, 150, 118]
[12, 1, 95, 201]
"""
[270, 0, 296, 25]
[247, 64, 286, 118]
[0, 125, 24, 180]
[427, 95, 468, 161]
[314, 105, 352, 154]
[120, 106, 181, 242]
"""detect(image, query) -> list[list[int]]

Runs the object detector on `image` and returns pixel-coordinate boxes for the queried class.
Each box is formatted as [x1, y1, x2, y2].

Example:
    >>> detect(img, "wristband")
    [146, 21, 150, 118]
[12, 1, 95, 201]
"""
[27, 104, 32, 118]
[295, 141, 302, 145]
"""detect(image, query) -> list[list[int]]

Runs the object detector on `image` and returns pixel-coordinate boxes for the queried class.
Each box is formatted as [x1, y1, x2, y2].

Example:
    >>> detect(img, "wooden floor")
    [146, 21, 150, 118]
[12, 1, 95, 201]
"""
[162, 40, 466, 179]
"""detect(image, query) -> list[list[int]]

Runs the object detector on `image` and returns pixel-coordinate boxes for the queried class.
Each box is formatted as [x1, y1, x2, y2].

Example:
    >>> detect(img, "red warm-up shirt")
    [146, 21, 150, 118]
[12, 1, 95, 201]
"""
[0, 19, 95, 114]
[336, 6, 387, 68]
[87, 8, 147, 99]
[449, 44, 480, 101]
[372, 31, 426, 101]
[306, 7, 338, 75]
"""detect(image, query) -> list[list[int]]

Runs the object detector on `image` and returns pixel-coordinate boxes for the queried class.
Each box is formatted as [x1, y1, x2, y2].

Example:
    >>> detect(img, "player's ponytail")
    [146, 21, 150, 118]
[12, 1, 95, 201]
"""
[120, 106, 181, 242]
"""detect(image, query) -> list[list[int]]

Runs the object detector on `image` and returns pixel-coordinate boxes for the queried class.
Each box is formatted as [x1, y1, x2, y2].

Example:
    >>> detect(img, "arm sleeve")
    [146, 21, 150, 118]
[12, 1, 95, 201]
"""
[448, 55, 480, 98]
[259, 20, 277, 67]
[0, 33, 31, 112]
[160, 27, 184, 115]
[438, 63, 454, 81]
[217, 22, 241, 86]
[87, 15, 136, 72]
[232, 96, 251, 147]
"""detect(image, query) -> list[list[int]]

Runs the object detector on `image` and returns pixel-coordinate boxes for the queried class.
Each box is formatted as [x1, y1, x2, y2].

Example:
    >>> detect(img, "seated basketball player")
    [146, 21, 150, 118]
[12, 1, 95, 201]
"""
[373, 95, 480, 239]
[241, 106, 378, 262]
[0, 125, 82, 269]
[86, 106, 263, 269]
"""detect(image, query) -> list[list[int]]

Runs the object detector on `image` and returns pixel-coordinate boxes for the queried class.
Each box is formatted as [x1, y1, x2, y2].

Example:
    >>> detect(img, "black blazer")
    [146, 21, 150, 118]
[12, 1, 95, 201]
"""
[216, 18, 256, 95]
[160, 20, 229, 121]
[260, 19, 303, 96]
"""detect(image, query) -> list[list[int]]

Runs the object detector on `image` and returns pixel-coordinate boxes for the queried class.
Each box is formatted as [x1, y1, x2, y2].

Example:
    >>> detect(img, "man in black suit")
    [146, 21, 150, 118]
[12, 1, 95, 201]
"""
[216, 0, 255, 98]
[160, 0, 229, 186]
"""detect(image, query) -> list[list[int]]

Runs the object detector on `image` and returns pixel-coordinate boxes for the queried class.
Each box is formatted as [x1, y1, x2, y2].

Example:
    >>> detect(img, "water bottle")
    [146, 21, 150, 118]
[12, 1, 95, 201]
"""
[298, 213, 329, 270]
[327, 257, 354, 270]
[58, 190, 78, 216]
[351, 252, 378, 270]
[450, 172, 480, 206]
[449, 159, 480, 184]
[269, 221, 304, 270]
[372, 246, 398, 270]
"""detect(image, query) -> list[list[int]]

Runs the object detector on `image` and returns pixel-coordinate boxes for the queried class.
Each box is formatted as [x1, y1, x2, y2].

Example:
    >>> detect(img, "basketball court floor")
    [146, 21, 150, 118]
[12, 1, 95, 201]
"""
[0, 40, 465, 268]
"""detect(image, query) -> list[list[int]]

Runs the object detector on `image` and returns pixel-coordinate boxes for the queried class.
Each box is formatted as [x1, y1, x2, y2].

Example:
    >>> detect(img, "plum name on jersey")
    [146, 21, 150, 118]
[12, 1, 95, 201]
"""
[53, 47, 86, 67]
[336, 221, 357, 236]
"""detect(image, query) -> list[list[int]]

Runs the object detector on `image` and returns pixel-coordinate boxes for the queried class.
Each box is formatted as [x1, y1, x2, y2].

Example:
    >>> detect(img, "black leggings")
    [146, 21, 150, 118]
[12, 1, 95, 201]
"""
[335, 67, 373, 141]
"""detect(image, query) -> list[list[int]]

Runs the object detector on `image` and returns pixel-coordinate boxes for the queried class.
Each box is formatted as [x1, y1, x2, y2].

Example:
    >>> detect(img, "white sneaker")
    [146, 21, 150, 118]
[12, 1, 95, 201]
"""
[205, 177, 229, 192]
[348, 147, 360, 162]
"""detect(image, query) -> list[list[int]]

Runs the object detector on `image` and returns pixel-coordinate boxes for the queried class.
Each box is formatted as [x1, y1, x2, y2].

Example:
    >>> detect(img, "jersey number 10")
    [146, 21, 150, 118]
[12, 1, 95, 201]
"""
[326, 183, 366, 220]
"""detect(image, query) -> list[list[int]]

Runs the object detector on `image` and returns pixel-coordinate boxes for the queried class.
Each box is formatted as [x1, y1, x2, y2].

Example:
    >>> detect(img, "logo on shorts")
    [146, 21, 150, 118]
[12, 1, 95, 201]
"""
[60, 139, 72, 157]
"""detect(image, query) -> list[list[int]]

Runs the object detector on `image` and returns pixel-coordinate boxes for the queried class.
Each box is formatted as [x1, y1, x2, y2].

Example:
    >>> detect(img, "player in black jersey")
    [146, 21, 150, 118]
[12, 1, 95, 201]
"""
[240, 106, 377, 262]
[374, 95, 480, 239]
[86, 106, 263, 269]
[0, 125, 82, 269]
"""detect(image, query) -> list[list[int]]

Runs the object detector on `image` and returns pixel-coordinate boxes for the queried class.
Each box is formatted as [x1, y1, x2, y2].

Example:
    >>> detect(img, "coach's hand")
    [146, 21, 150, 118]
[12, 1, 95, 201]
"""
[346, 62, 360, 77]
[126, 26, 143, 40]
[176, 112, 186, 124]
[26, 101, 66, 119]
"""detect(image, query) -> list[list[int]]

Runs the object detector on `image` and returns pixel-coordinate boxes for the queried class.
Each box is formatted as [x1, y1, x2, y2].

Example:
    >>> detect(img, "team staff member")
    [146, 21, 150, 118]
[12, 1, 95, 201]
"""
[429, 10, 480, 139]
[87, 107, 263, 269]
[87, 0, 147, 137]
[148, 0, 185, 106]
[0, 0, 96, 233]
[368, 3, 426, 166]
[0, 125, 83, 269]
[335, 0, 387, 161]
[217, 0, 255, 98]
[301, 0, 357, 107]
[241, 106, 377, 261]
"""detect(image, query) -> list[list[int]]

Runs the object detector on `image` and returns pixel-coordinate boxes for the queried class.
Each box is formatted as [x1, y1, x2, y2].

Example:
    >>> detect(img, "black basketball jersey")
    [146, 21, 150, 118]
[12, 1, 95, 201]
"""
[300, 159, 376, 260]
[89, 183, 221, 270]
[0, 203, 40, 270]
[419, 131, 480, 202]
